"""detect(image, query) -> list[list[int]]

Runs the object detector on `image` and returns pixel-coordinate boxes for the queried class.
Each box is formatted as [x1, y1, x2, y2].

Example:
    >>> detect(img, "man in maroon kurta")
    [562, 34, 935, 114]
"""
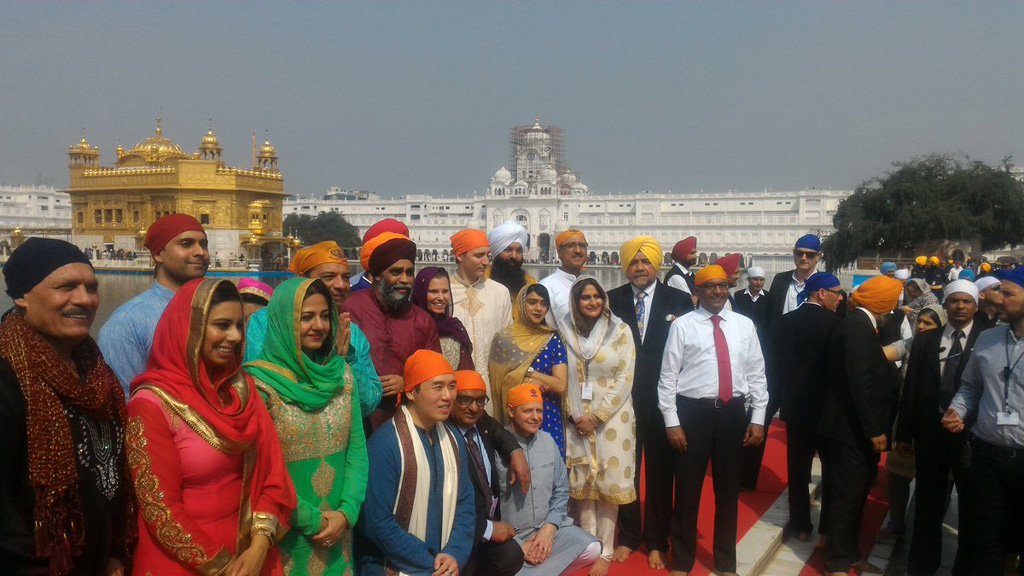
[344, 232, 441, 428]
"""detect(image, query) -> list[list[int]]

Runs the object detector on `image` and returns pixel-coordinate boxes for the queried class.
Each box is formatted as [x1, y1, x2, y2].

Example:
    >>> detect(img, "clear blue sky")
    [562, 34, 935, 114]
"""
[1, 2, 1020, 198]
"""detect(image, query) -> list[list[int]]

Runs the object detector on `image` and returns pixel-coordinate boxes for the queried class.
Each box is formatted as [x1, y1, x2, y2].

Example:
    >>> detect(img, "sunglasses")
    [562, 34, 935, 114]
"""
[793, 251, 820, 260]
[455, 395, 489, 408]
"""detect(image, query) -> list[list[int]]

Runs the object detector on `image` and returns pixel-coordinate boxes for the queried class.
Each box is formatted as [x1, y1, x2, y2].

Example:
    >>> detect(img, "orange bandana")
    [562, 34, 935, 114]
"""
[450, 229, 489, 257]
[695, 264, 727, 286]
[455, 370, 487, 392]
[289, 241, 348, 275]
[403, 349, 454, 393]
[507, 383, 543, 408]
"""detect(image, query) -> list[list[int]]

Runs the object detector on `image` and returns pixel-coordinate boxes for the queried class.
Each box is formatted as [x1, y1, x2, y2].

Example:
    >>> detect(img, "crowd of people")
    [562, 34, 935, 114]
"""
[2, 211, 1024, 576]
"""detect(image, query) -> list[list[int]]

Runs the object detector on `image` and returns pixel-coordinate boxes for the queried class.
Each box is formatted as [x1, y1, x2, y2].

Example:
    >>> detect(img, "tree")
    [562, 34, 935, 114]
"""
[284, 211, 361, 249]
[821, 154, 1024, 272]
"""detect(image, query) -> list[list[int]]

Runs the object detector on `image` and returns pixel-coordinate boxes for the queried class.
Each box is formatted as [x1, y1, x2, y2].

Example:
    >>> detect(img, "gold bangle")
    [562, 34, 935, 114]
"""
[251, 526, 276, 545]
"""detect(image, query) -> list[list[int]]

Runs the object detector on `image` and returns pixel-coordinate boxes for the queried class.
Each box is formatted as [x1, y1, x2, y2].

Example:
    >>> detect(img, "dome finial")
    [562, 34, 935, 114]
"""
[534, 114, 540, 125]
[155, 115, 162, 136]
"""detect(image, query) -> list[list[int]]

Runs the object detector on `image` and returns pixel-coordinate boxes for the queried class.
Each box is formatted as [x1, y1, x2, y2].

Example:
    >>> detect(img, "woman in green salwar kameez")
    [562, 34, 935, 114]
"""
[245, 277, 368, 575]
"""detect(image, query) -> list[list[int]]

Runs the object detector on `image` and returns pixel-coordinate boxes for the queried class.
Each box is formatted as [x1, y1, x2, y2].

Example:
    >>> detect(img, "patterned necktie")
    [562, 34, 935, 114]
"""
[710, 315, 733, 403]
[464, 430, 493, 513]
[635, 291, 647, 340]
[940, 329, 964, 407]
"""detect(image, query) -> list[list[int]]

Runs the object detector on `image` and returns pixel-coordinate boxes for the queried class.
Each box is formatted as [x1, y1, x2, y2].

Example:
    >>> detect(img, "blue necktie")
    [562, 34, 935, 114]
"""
[635, 291, 647, 339]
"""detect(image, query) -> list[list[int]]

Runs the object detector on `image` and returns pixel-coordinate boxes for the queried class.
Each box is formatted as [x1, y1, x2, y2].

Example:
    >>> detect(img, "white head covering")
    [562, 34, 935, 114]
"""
[894, 269, 911, 282]
[488, 220, 529, 257]
[746, 266, 766, 279]
[944, 279, 980, 303]
[975, 276, 1000, 292]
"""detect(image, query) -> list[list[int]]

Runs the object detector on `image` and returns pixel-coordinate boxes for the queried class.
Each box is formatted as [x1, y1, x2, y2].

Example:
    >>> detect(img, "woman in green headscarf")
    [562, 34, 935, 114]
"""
[245, 277, 367, 575]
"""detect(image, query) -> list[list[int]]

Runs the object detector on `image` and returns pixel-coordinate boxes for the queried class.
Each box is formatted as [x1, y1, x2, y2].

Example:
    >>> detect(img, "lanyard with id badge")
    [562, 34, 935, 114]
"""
[999, 331, 1024, 426]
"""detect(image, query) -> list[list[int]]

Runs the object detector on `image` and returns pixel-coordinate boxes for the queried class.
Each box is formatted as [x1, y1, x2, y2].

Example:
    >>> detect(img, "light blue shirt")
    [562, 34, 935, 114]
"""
[951, 325, 1024, 449]
[98, 282, 174, 396]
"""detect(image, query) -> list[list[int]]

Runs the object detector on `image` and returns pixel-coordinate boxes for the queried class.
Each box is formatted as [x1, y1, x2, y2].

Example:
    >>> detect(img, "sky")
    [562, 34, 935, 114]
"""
[0, 2, 1021, 198]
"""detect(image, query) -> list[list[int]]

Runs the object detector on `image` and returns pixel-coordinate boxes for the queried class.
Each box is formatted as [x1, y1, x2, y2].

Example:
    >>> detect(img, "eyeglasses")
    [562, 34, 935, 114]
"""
[561, 242, 589, 251]
[793, 251, 820, 260]
[701, 283, 730, 292]
[455, 395, 489, 408]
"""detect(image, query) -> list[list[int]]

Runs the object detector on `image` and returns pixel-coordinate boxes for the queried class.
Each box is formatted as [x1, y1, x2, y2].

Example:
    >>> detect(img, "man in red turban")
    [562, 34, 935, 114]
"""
[666, 237, 698, 300]
[99, 214, 209, 394]
[344, 232, 440, 430]
[351, 219, 412, 293]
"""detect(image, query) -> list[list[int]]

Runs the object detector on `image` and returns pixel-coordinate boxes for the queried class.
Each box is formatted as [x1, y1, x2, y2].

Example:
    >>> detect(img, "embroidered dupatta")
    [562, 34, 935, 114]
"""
[130, 278, 295, 556]
[488, 284, 556, 423]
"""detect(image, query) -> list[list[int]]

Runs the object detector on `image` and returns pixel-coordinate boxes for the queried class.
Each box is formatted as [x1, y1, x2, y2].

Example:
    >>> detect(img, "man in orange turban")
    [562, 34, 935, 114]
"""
[360, 348, 475, 576]
[291, 240, 352, 306]
[448, 370, 530, 576]
[540, 229, 589, 329]
[818, 273, 903, 575]
[450, 230, 513, 389]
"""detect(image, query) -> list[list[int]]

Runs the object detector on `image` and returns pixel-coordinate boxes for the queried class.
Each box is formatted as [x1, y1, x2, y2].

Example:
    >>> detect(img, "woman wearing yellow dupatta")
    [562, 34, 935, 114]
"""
[489, 283, 569, 459]
[245, 277, 368, 575]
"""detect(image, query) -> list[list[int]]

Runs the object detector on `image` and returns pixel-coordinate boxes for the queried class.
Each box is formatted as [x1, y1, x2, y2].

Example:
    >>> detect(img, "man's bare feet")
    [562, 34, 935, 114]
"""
[648, 550, 667, 570]
[589, 557, 611, 576]
[611, 545, 633, 563]
[796, 531, 811, 542]
[852, 559, 883, 574]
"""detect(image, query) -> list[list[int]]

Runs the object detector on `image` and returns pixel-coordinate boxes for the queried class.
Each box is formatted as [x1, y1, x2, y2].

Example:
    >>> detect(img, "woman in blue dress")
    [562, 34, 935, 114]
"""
[489, 283, 570, 459]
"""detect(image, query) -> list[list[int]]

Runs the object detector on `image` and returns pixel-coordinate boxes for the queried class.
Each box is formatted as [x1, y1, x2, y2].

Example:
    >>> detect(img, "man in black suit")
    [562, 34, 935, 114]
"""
[770, 272, 844, 541]
[818, 274, 905, 576]
[608, 237, 694, 570]
[450, 370, 527, 576]
[895, 280, 984, 576]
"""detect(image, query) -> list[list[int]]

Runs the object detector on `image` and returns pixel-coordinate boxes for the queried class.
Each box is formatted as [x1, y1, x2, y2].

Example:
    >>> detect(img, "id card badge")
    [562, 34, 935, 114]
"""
[997, 410, 1020, 426]
[582, 380, 594, 401]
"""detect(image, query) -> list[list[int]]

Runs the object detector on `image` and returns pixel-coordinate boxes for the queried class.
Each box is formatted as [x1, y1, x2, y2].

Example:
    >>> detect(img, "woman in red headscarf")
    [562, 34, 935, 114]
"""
[126, 278, 295, 576]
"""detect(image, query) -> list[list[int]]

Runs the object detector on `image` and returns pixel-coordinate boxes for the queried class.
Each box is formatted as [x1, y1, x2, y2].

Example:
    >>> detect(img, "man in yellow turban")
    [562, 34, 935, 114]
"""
[449, 229, 513, 391]
[606, 236, 693, 567]
[540, 229, 590, 330]
[359, 349, 476, 576]
[818, 273, 902, 575]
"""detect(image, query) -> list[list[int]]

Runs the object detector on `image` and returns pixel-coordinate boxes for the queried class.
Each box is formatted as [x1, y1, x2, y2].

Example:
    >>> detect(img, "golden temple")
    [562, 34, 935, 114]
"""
[68, 119, 291, 262]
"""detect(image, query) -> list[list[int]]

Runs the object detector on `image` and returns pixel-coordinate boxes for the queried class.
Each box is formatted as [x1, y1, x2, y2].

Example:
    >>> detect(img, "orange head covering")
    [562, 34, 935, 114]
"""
[695, 264, 728, 286]
[289, 241, 348, 275]
[507, 383, 543, 408]
[455, 370, 487, 392]
[715, 253, 741, 277]
[403, 350, 454, 393]
[555, 229, 586, 248]
[363, 219, 409, 244]
[360, 232, 408, 272]
[851, 275, 904, 315]
[450, 229, 489, 257]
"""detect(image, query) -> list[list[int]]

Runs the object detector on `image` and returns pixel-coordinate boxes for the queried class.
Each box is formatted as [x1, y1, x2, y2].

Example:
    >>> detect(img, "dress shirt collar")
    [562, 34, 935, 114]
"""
[632, 281, 657, 301]
[792, 267, 818, 287]
[741, 288, 764, 301]
[552, 268, 578, 282]
[453, 270, 487, 288]
[801, 301, 822, 308]
[856, 306, 878, 330]
[675, 262, 691, 275]
[696, 305, 730, 321]
[944, 320, 974, 342]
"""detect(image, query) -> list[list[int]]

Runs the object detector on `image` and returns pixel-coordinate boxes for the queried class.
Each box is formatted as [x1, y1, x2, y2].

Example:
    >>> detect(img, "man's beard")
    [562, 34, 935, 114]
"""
[491, 255, 527, 297]
[377, 280, 413, 314]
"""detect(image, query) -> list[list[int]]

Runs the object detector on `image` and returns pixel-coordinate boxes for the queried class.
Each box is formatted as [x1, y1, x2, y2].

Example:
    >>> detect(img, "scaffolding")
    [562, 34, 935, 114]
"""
[509, 120, 568, 179]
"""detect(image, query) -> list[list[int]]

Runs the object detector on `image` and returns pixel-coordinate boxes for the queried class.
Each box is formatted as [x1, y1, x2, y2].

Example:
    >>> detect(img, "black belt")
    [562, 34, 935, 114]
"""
[972, 438, 1023, 459]
[683, 395, 746, 409]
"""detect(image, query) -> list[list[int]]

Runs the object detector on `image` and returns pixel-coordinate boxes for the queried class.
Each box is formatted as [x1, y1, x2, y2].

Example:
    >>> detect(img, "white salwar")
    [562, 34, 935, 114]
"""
[450, 272, 513, 388]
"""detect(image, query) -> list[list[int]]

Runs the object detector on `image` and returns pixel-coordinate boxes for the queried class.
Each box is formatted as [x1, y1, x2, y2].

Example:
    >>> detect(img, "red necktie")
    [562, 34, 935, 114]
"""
[710, 315, 733, 403]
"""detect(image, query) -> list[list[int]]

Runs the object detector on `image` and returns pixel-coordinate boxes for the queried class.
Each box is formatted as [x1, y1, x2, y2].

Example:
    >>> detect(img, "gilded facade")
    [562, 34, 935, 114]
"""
[67, 119, 289, 260]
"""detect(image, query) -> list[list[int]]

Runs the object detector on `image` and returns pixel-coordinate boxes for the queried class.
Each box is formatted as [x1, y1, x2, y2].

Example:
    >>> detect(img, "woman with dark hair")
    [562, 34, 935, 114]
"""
[489, 283, 569, 456]
[127, 278, 295, 576]
[245, 277, 367, 575]
[411, 267, 474, 370]
[238, 278, 274, 326]
[563, 276, 636, 575]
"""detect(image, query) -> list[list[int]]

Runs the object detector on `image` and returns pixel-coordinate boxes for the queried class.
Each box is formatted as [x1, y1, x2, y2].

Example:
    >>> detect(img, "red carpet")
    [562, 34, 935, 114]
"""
[567, 420, 791, 576]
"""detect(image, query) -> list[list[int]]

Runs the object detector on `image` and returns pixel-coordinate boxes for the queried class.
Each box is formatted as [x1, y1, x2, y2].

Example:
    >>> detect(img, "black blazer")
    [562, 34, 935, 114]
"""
[770, 303, 841, 429]
[607, 281, 693, 420]
[764, 269, 796, 336]
[734, 289, 770, 343]
[895, 324, 985, 444]
[819, 310, 893, 445]
[466, 413, 520, 542]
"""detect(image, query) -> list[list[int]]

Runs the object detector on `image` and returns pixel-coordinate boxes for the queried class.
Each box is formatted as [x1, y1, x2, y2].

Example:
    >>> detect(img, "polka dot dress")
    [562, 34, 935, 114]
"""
[533, 334, 568, 461]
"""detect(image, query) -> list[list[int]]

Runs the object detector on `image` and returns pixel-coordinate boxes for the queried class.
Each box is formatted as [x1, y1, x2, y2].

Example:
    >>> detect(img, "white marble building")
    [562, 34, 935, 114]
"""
[286, 119, 854, 272]
[0, 184, 72, 229]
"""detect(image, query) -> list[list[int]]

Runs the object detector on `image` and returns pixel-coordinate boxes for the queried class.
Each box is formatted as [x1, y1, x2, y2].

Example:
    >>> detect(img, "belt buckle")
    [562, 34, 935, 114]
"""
[714, 398, 725, 409]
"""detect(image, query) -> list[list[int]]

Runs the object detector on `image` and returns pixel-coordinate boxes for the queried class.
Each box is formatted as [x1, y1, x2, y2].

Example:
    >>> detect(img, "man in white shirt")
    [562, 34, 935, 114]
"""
[764, 234, 820, 335]
[538, 229, 589, 330]
[665, 237, 698, 304]
[449, 229, 513, 389]
[658, 264, 768, 576]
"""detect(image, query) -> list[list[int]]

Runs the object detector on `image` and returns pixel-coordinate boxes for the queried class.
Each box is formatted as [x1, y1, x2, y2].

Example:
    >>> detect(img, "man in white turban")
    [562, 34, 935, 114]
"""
[487, 219, 536, 305]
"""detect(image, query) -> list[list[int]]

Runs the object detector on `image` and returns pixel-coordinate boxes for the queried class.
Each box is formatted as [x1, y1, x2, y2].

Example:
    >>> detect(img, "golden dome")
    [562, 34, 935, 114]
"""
[70, 134, 98, 154]
[121, 118, 188, 164]
[258, 138, 277, 159]
[200, 126, 220, 149]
